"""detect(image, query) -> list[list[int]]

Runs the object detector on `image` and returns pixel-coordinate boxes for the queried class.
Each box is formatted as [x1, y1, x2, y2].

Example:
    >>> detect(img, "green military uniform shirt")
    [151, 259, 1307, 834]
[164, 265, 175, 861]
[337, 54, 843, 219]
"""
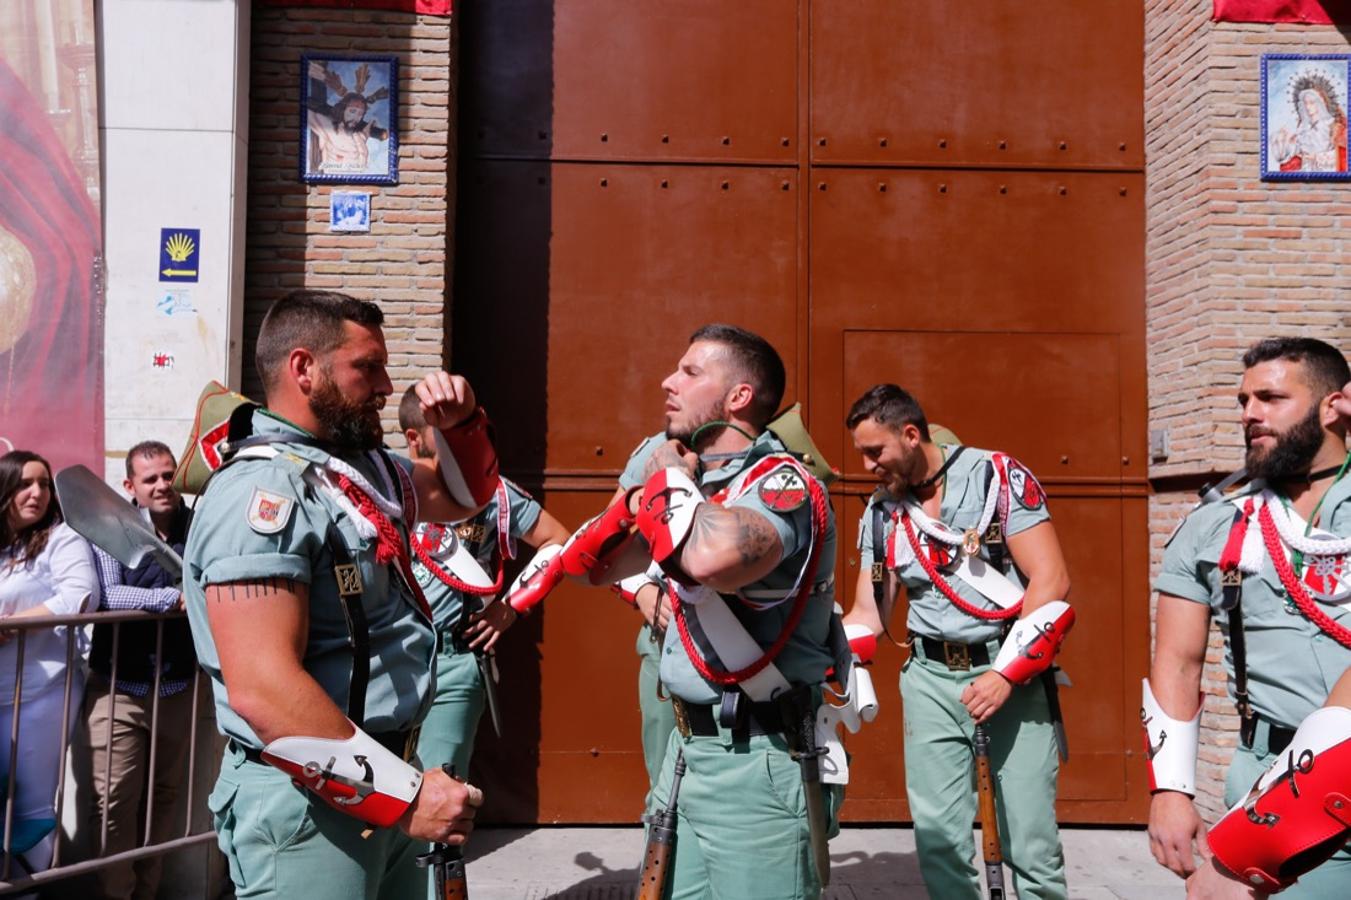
[622, 431, 837, 704]
[863, 446, 1049, 645]
[411, 478, 541, 633]
[184, 410, 437, 746]
[1155, 478, 1351, 729]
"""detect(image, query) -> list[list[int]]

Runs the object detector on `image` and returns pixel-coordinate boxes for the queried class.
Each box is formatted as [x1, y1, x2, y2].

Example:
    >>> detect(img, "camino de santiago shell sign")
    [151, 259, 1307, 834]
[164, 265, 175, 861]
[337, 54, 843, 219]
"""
[0, 1, 103, 472]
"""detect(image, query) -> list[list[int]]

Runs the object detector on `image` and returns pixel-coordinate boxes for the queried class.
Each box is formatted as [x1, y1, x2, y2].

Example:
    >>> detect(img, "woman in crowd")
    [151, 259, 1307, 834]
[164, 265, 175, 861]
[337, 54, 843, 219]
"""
[0, 450, 98, 873]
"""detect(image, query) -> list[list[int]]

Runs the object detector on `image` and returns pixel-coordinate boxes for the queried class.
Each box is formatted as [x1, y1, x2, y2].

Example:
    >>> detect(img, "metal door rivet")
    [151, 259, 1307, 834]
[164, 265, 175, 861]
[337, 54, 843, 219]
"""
[998, 140, 1007, 149]
[1058, 186, 1067, 195]
[999, 185, 1008, 194]
[1060, 455, 1070, 464]
[721, 180, 730, 190]
[1122, 457, 1130, 465]
[661, 134, 670, 143]
[1119, 142, 1128, 151]
[600, 132, 608, 142]
[595, 446, 604, 456]
[938, 184, 947, 193]
[600, 178, 608, 187]
[879, 137, 889, 148]
[1058, 141, 1068, 150]
[660, 179, 669, 189]
[938, 139, 948, 149]
[781, 180, 790, 191]
[721, 136, 731, 145]
[817, 137, 827, 146]
[818, 182, 827, 191]
[589, 748, 600, 757]
[781, 137, 790, 147]
[878, 183, 887, 192]
[1119, 187, 1129, 196]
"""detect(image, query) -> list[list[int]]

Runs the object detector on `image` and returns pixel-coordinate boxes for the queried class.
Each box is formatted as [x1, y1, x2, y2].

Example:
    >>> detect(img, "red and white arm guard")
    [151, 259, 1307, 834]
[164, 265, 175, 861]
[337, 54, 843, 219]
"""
[557, 494, 639, 584]
[261, 724, 423, 829]
[612, 570, 660, 608]
[635, 467, 704, 581]
[1140, 677, 1201, 796]
[432, 407, 499, 508]
[991, 600, 1075, 684]
[844, 622, 877, 665]
[503, 543, 565, 614]
[1207, 706, 1351, 893]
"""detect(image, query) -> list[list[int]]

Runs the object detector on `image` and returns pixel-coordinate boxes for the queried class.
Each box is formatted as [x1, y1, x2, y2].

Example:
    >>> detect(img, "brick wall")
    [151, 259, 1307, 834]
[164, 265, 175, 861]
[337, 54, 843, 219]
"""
[244, 7, 454, 436]
[1145, 0, 1351, 818]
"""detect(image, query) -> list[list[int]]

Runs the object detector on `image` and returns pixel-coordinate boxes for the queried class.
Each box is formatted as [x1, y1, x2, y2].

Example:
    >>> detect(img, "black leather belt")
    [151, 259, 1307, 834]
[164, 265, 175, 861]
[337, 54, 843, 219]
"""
[914, 633, 992, 670]
[230, 728, 419, 765]
[672, 697, 786, 739]
[1241, 716, 1295, 756]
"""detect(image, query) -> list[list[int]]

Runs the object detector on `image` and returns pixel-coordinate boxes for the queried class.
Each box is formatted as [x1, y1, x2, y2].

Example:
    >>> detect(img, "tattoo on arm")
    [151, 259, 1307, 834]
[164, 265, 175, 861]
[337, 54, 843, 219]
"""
[687, 506, 779, 567]
[216, 578, 299, 602]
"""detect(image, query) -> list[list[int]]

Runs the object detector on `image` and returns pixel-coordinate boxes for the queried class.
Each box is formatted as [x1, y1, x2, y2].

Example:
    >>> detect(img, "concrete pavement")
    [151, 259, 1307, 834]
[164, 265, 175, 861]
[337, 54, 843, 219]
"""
[459, 825, 1186, 899]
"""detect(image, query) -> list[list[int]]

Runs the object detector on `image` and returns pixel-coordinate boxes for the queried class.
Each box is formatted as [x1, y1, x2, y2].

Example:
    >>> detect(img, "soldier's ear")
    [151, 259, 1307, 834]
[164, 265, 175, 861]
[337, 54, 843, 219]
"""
[289, 348, 318, 392]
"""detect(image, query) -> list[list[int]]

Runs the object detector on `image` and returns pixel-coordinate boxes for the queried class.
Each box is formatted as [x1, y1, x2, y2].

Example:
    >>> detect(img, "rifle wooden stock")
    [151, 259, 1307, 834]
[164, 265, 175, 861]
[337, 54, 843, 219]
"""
[637, 751, 685, 900]
[973, 724, 1005, 900]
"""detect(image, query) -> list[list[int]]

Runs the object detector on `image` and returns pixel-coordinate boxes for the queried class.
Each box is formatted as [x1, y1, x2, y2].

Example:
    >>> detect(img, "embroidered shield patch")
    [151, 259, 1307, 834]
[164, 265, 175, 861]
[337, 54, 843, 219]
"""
[1006, 461, 1046, 510]
[1304, 553, 1351, 604]
[246, 487, 294, 534]
[758, 466, 808, 512]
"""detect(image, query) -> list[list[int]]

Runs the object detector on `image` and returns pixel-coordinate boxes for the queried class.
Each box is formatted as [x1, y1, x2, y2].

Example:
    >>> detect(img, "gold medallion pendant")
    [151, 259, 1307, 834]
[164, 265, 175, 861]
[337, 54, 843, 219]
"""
[962, 528, 981, 558]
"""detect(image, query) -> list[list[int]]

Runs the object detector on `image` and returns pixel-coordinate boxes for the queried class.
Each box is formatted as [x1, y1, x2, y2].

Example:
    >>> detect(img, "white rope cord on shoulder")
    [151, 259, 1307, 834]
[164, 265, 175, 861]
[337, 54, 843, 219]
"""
[323, 454, 403, 519]
[1262, 489, 1351, 556]
[901, 459, 1002, 548]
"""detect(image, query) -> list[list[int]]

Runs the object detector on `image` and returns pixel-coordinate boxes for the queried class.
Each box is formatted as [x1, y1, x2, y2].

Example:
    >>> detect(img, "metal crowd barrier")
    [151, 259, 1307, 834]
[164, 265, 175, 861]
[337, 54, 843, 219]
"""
[0, 609, 218, 896]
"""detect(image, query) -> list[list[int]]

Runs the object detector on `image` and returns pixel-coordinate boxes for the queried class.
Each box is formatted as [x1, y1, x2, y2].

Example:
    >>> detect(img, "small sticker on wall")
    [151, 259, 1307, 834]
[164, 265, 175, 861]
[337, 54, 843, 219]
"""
[151, 351, 175, 370]
[159, 228, 200, 282]
[156, 289, 197, 317]
[330, 191, 371, 233]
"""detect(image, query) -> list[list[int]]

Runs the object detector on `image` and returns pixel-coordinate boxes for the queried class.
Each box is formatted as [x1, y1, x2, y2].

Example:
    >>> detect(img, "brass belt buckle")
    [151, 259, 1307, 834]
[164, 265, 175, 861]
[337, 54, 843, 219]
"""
[943, 641, 971, 671]
[335, 563, 363, 598]
[672, 697, 692, 739]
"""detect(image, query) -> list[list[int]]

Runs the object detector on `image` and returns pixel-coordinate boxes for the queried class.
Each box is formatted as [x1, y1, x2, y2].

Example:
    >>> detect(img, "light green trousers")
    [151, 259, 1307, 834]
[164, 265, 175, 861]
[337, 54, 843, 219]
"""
[1224, 730, 1351, 897]
[900, 648, 1068, 900]
[648, 725, 834, 900]
[415, 646, 485, 778]
[208, 746, 423, 900]
[638, 624, 676, 798]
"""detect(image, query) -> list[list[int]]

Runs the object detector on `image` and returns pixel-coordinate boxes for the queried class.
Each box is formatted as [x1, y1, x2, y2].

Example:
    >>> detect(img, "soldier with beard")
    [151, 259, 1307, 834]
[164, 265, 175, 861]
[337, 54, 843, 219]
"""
[183, 290, 493, 900]
[1146, 337, 1351, 899]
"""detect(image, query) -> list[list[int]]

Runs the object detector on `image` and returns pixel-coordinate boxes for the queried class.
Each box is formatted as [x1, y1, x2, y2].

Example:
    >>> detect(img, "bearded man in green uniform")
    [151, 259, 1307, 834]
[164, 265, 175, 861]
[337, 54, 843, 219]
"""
[184, 290, 493, 900]
[844, 383, 1074, 900]
[1148, 337, 1351, 899]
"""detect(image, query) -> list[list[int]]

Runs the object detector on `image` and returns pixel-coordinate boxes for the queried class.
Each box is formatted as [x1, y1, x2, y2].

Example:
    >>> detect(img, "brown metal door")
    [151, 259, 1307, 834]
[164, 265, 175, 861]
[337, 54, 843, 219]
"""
[454, 0, 1147, 824]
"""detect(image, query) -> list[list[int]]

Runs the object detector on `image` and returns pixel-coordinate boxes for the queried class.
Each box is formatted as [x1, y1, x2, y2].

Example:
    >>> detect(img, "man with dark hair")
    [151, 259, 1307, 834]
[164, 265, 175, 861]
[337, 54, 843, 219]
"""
[183, 289, 497, 900]
[84, 441, 195, 900]
[1147, 338, 1351, 898]
[844, 383, 1074, 900]
[501, 323, 841, 898]
[397, 385, 568, 895]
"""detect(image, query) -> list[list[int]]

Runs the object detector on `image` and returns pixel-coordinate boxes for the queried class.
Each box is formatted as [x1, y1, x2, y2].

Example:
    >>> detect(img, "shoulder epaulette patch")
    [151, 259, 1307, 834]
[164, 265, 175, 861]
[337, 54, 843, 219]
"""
[247, 486, 295, 534]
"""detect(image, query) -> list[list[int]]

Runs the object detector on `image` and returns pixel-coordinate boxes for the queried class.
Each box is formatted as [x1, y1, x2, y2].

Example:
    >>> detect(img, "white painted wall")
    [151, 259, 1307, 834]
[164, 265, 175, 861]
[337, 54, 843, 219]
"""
[98, 0, 251, 485]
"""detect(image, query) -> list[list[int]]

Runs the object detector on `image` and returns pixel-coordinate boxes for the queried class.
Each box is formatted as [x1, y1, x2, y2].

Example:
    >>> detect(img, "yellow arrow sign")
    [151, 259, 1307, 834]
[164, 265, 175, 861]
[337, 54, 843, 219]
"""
[161, 268, 197, 278]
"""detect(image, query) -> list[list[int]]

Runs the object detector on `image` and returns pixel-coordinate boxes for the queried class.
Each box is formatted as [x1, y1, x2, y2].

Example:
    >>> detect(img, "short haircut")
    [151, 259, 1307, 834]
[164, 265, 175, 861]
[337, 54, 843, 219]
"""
[689, 323, 786, 429]
[846, 383, 932, 441]
[254, 290, 384, 395]
[125, 440, 175, 479]
[398, 384, 426, 433]
[1243, 337, 1350, 399]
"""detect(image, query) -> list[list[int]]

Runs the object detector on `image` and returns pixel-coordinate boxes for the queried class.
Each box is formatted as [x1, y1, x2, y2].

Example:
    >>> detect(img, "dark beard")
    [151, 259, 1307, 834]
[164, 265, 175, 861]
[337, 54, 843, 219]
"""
[310, 377, 385, 452]
[665, 397, 728, 450]
[1245, 405, 1324, 482]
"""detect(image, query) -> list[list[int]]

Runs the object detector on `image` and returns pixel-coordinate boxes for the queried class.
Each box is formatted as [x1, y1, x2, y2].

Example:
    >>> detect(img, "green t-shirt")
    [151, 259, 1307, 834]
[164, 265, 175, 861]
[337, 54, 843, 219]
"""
[411, 478, 542, 634]
[622, 431, 838, 704]
[1155, 478, 1351, 729]
[864, 446, 1050, 645]
[184, 410, 436, 748]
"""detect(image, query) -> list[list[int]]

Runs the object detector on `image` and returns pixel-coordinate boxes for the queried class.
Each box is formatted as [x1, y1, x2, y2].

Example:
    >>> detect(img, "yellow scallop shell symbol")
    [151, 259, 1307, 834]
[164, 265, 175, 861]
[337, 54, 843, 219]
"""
[165, 232, 195, 263]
